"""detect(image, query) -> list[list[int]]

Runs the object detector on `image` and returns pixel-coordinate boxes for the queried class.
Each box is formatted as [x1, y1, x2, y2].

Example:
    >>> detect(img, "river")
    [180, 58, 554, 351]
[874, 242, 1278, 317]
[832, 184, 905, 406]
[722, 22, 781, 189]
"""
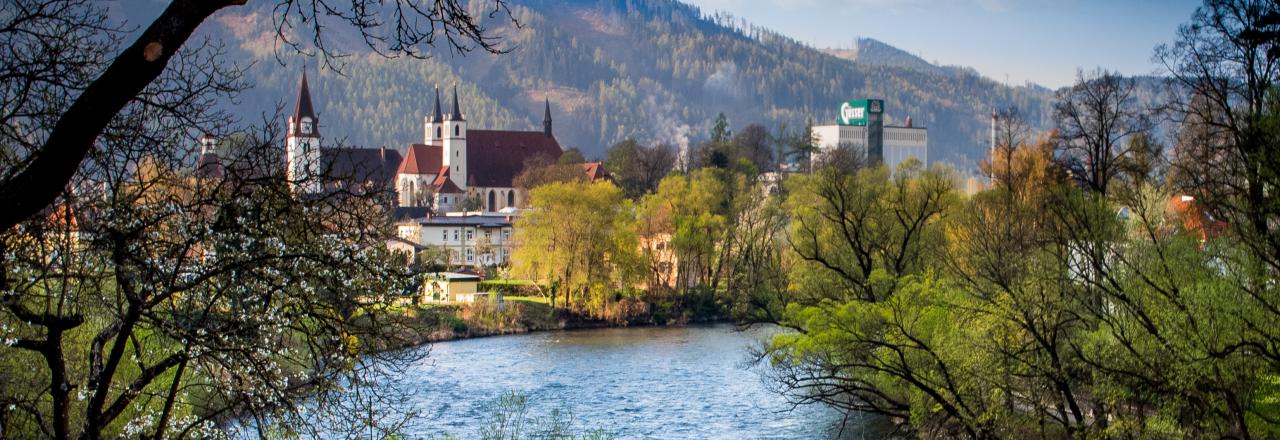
[375, 323, 887, 439]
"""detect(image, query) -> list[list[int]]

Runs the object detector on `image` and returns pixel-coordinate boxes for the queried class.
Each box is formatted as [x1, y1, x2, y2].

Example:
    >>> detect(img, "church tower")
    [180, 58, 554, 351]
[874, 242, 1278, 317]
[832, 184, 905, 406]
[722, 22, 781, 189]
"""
[543, 97, 553, 138]
[442, 85, 468, 189]
[286, 71, 322, 194]
[423, 85, 444, 145]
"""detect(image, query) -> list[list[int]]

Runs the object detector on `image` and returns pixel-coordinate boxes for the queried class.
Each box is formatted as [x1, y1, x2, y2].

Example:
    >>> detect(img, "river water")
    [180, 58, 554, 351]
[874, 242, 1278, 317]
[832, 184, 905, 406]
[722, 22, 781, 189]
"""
[379, 324, 886, 439]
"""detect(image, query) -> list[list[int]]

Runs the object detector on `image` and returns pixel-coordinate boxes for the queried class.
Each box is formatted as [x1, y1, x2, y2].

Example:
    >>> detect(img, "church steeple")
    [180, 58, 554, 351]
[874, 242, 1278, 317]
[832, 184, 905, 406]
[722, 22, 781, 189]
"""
[432, 85, 444, 123]
[448, 85, 464, 121]
[543, 97, 553, 138]
[442, 84, 468, 190]
[287, 71, 322, 194]
[289, 71, 318, 137]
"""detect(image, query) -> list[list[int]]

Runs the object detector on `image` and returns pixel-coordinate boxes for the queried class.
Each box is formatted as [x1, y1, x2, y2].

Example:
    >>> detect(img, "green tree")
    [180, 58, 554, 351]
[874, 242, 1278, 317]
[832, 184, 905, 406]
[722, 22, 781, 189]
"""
[603, 138, 676, 199]
[558, 147, 587, 165]
[710, 112, 732, 144]
[785, 118, 819, 172]
[510, 181, 637, 314]
[760, 163, 991, 435]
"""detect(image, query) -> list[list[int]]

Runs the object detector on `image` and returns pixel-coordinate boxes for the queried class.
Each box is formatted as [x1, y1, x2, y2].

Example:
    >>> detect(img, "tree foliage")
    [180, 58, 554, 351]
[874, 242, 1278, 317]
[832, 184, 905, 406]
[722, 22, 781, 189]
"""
[510, 181, 637, 313]
[603, 138, 676, 199]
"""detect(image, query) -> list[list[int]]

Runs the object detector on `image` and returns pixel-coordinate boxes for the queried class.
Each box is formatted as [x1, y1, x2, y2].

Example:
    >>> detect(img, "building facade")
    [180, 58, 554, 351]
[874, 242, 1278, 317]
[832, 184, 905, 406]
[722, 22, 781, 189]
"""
[812, 99, 928, 172]
[396, 214, 515, 267]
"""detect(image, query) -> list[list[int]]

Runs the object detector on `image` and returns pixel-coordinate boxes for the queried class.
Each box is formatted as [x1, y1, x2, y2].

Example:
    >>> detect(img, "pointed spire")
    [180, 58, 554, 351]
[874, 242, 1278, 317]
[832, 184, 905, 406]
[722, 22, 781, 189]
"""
[543, 97, 553, 138]
[293, 71, 316, 121]
[448, 84, 464, 121]
[432, 85, 443, 123]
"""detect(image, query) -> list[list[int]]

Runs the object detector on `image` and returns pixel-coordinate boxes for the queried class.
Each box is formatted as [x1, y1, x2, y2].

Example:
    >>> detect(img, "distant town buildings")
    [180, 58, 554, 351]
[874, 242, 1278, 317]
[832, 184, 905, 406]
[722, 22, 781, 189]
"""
[197, 72, 613, 271]
[812, 99, 928, 171]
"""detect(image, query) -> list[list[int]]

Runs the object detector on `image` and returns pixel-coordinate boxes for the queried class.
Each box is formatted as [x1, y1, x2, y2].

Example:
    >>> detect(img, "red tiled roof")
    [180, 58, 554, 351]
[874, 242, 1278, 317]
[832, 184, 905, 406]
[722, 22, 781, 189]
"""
[1168, 195, 1227, 241]
[580, 162, 610, 182]
[432, 166, 464, 194]
[398, 143, 443, 175]
[465, 130, 562, 187]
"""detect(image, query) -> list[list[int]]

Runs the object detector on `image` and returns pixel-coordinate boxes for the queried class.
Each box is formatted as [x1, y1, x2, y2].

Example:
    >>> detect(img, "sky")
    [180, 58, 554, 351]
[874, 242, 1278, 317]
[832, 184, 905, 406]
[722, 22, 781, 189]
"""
[682, 0, 1202, 89]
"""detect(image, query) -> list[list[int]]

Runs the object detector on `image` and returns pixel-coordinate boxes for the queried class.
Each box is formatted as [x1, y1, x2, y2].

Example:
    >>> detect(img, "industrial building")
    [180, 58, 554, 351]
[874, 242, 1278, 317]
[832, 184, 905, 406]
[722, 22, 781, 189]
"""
[812, 99, 928, 171]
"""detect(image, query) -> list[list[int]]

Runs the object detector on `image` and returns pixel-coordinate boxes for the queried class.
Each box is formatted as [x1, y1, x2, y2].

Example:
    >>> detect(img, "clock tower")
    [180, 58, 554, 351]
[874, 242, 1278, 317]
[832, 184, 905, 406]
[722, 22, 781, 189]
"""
[286, 71, 322, 194]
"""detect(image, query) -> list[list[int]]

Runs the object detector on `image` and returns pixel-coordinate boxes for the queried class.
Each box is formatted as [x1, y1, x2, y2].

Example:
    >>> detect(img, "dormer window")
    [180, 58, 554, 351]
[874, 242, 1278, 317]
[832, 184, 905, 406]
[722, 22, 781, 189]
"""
[300, 117, 313, 135]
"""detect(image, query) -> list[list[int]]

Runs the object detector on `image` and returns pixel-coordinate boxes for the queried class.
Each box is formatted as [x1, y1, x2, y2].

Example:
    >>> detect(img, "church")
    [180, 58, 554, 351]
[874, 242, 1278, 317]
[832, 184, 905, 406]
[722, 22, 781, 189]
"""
[394, 85, 564, 212]
[281, 72, 576, 213]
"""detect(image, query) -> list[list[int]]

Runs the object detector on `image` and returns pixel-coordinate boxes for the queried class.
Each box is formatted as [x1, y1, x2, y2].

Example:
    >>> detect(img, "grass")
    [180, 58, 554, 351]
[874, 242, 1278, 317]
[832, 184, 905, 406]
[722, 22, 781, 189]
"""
[506, 295, 550, 305]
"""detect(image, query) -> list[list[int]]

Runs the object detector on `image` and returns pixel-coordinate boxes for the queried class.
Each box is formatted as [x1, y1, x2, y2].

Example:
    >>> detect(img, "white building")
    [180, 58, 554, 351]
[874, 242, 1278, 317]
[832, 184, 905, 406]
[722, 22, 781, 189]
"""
[395, 213, 516, 267]
[812, 99, 928, 172]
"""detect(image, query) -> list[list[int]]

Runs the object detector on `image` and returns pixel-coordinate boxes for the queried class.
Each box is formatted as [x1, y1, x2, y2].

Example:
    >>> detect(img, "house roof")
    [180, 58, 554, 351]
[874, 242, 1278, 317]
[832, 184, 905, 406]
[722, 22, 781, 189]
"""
[431, 166, 465, 194]
[398, 143, 443, 175]
[408, 214, 513, 228]
[320, 147, 402, 188]
[386, 236, 426, 250]
[392, 206, 432, 221]
[465, 130, 563, 187]
[1168, 195, 1227, 241]
[428, 271, 482, 282]
[580, 162, 610, 182]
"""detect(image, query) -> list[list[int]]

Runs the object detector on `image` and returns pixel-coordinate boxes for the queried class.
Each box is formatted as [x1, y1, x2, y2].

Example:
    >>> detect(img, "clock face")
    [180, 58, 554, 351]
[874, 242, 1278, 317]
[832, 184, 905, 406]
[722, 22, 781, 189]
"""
[300, 118, 313, 134]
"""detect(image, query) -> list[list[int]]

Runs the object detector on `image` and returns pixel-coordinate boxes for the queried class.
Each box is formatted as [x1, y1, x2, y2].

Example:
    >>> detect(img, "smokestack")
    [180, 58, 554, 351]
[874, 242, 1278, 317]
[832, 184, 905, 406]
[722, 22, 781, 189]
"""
[990, 109, 997, 182]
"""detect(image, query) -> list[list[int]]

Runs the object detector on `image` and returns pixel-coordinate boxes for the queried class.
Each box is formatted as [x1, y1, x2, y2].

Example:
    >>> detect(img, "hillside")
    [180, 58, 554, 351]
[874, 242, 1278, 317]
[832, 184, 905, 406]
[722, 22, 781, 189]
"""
[183, 0, 1066, 169]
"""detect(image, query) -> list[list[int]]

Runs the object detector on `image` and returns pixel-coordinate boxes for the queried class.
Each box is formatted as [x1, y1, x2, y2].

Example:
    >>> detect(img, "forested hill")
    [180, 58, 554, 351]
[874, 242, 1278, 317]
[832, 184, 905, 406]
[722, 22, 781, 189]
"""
[180, 0, 1067, 169]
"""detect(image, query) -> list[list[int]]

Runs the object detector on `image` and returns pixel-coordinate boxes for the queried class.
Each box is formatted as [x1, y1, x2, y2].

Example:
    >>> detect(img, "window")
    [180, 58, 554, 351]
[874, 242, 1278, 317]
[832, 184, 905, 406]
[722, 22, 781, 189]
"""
[453, 229, 458, 241]
[485, 231, 492, 240]
[466, 229, 473, 240]
[454, 124, 459, 136]
[442, 230, 447, 241]
[503, 230, 511, 241]
[436, 127, 441, 138]
[465, 248, 474, 262]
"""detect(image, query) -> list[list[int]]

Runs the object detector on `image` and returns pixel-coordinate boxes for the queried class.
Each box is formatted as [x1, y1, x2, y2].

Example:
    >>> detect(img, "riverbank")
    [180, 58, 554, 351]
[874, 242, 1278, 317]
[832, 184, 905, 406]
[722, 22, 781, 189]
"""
[367, 295, 730, 352]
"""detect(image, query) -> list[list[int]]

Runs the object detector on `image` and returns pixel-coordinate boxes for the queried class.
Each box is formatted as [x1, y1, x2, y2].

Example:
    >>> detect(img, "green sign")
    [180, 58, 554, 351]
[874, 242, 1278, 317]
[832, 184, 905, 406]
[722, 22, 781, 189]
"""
[838, 99, 884, 126]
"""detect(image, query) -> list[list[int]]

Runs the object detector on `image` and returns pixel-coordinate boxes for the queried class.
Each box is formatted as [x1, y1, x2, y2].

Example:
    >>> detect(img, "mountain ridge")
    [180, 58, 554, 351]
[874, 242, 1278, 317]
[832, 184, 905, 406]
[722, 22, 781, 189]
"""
[119, 0, 1080, 170]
